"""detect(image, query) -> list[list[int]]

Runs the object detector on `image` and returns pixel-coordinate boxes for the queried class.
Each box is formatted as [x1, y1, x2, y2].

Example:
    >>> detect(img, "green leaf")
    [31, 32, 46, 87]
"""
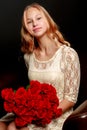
[26, 84, 30, 90]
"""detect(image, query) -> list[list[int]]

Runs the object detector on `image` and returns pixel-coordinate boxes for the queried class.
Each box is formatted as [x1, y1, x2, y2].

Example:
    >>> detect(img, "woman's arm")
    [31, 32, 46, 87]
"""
[60, 46, 80, 113]
[59, 99, 75, 113]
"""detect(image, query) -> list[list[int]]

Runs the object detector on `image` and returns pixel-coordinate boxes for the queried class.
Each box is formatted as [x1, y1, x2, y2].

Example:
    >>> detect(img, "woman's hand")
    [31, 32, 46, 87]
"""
[58, 99, 75, 113]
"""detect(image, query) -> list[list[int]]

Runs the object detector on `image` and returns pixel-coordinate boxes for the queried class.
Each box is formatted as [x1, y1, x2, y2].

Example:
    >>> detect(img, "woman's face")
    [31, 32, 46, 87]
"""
[24, 7, 49, 38]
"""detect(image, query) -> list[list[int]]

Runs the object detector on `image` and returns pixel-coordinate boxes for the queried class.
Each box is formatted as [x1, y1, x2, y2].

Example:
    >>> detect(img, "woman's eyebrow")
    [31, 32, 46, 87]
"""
[27, 13, 42, 19]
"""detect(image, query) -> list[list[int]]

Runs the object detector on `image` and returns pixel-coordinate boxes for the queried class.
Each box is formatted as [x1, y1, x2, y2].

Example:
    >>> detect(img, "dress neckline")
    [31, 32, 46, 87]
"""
[33, 45, 65, 63]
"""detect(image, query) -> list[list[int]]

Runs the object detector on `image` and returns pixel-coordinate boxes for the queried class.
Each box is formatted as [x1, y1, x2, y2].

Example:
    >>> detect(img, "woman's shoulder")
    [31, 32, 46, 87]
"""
[62, 45, 79, 56]
[23, 53, 33, 68]
[61, 45, 80, 64]
[24, 53, 33, 61]
[24, 53, 30, 61]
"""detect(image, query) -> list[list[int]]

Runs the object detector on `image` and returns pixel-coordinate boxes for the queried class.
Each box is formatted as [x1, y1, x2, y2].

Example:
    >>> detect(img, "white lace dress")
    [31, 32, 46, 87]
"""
[24, 45, 80, 130]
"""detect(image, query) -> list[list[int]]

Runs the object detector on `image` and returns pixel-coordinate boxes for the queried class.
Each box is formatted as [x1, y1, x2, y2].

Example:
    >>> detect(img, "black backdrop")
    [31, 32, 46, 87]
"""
[0, 1, 87, 115]
[0, 0, 86, 71]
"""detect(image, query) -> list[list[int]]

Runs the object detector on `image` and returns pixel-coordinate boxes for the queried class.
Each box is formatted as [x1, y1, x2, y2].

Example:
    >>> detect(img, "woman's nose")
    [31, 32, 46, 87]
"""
[33, 20, 37, 27]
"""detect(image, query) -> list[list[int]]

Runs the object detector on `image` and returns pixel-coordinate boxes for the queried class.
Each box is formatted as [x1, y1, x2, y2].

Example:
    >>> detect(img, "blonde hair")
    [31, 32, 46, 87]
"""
[21, 3, 70, 53]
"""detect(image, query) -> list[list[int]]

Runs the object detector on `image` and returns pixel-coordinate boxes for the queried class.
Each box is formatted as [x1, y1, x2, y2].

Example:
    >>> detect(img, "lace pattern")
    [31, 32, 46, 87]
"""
[24, 45, 80, 130]
[60, 46, 80, 102]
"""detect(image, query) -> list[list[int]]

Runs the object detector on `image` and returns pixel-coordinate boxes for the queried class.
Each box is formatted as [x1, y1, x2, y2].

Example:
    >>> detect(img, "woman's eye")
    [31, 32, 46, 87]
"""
[27, 21, 32, 24]
[37, 17, 42, 20]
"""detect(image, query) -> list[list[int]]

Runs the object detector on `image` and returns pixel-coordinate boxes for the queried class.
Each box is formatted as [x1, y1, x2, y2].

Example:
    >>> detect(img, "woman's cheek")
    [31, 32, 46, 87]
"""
[27, 27, 33, 35]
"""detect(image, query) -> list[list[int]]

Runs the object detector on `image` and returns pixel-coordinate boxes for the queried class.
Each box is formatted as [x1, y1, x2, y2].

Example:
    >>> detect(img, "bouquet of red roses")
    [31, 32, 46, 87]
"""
[1, 80, 62, 128]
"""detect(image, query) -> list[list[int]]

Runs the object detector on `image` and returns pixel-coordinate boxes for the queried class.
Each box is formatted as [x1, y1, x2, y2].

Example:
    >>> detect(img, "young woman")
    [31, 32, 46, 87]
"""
[0, 2, 80, 130]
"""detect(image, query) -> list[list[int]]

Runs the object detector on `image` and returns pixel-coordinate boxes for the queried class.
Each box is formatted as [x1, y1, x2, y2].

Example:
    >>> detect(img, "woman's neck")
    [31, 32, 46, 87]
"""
[34, 35, 61, 61]
[36, 35, 57, 52]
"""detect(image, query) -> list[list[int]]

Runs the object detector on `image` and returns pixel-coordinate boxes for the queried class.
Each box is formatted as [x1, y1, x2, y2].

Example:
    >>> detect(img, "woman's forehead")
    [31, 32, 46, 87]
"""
[26, 7, 41, 14]
[25, 7, 45, 18]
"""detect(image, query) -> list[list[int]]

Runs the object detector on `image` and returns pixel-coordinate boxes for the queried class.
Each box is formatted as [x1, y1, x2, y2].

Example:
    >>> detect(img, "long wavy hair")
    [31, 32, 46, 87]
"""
[21, 3, 70, 53]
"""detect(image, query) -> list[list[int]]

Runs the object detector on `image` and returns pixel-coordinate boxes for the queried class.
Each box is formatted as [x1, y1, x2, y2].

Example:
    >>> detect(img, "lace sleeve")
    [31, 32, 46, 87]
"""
[61, 46, 80, 103]
[24, 53, 30, 69]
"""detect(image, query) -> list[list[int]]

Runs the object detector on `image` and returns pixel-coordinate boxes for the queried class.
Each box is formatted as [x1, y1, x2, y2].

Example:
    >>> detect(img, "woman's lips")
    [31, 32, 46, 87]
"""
[33, 27, 41, 32]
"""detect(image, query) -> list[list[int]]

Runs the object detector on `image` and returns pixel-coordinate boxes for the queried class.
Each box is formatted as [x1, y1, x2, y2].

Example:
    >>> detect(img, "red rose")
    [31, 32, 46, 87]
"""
[3, 101, 15, 112]
[15, 87, 28, 105]
[15, 116, 28, 127]
[1, 88, 15, 101]
[1, 80, 62, 127]
[1, 88, 15, 112]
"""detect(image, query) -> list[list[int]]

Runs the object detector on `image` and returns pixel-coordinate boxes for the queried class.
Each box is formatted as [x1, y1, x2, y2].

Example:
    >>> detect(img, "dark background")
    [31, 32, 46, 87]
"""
[0, 0, 86, 83]
[0, 0, 86, 64]
[0, 0, 87, 117]
[0, 0, 86, 50]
